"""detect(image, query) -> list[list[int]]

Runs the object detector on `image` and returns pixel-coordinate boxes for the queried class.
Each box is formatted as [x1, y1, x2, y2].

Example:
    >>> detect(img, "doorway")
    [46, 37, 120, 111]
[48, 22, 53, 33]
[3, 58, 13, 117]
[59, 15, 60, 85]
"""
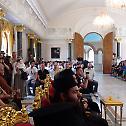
[84, 32, 103, 72]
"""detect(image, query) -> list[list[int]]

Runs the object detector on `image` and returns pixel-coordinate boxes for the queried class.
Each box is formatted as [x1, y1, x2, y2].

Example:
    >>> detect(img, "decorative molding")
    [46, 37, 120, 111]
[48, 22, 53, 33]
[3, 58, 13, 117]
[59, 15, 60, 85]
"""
[15, 25, 25, 32]
[45, 28, 73, 40]
[25, 0, 47, 28]
[27, 32, 36, 39]
[0, 0, 47, 38]
[0, 8, 5, 17]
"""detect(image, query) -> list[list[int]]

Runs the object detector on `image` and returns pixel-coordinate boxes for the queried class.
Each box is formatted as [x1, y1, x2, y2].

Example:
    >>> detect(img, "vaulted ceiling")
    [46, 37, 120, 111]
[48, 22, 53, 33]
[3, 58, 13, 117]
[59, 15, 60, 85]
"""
[0, 0, 126, 38]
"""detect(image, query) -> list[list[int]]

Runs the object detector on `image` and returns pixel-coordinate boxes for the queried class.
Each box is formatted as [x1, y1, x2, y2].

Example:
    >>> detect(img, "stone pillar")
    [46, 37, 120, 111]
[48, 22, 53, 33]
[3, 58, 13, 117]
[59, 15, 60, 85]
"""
[12, 26, 17, 52]
[0, 9, 5, 51]
[94, 52, 98, 70]
[27, 33, 36, 61]
[22, 31, 28, 61]
[35, 37, 42, 60]
[15, 25, 25, 57]
[68, 41, 72, 61]
[94, 52, 103, 72]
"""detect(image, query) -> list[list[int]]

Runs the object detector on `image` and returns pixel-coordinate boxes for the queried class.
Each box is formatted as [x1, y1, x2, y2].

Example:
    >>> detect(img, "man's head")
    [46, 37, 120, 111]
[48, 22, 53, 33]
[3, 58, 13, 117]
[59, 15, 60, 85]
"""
[87, 62, 93, 69]
[54, 69, 81, 103]
[76, 67, 83, 76]
[41, 62, 45, 69]
[0, 63, 4, 76]
[30, 60, 35, 68]
[12, 52, 17, 59]
[65, 62, 70, 69]
[0, 51, 5, 58]
[54, 62, 58, 69]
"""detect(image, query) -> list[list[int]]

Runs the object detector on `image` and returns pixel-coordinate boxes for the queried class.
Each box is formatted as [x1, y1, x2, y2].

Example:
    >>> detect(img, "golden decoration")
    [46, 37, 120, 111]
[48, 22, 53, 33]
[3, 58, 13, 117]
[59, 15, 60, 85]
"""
[15, 24, 25, 32]
[27, 32, 36, 39]
[0, 8, 5, 17]
[33, 87, 42, 109]
[0, 106, 29, 125]
[33, 74, 51, 109]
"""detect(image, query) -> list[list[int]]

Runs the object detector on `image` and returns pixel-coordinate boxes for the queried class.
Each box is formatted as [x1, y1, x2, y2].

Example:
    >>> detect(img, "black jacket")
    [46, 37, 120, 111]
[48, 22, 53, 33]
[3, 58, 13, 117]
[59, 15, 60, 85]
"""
[29, 102, 87, 126]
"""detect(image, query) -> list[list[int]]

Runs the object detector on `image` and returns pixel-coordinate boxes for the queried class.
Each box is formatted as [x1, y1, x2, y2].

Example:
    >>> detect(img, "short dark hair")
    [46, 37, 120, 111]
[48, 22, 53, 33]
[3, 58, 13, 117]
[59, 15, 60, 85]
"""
[76, 66, 82, 71]
[30, 60, 35, 64]
[54, 69, 77, 93]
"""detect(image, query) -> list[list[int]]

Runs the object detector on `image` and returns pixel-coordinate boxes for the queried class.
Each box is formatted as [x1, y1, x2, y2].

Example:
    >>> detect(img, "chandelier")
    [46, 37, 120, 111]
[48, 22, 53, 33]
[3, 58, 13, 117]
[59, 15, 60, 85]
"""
[93, 13, 114, 29]
[106, 0, 126, 9]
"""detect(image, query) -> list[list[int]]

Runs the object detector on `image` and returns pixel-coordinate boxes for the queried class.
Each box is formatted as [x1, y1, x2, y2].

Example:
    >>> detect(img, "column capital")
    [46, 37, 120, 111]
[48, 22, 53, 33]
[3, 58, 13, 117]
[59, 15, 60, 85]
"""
[27, 32, 36, 39]
[0, 9, 6, 17]
[15, 24, 25, 32]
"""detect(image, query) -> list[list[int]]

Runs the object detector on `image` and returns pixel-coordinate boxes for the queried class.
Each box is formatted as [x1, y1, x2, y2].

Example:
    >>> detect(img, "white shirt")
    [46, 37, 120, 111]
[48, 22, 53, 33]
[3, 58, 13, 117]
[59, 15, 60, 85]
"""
[26, 66, 38, 80]
[84, 68, 95, 80]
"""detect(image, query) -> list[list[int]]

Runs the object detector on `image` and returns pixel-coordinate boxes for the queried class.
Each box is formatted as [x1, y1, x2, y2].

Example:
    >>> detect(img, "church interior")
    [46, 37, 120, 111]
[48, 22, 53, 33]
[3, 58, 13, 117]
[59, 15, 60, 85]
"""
[0, 0, 126, 126]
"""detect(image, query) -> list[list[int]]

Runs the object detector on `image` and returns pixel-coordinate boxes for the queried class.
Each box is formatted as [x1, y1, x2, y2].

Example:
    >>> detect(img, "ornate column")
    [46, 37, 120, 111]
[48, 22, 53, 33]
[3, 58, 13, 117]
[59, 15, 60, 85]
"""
[0, 8, 14, 56]
[27, 32, 36, 61]
[15, 24, 25, 57]
[0, 9, 6, 51]
[94, 52, 99, 71]
[67, 39, 72, 61]
[36, 37, 42, 60]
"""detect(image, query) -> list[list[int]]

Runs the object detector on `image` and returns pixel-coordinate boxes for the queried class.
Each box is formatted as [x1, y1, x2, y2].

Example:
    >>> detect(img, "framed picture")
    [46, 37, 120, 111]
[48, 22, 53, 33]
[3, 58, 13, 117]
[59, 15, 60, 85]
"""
[51, 47, 60, 58]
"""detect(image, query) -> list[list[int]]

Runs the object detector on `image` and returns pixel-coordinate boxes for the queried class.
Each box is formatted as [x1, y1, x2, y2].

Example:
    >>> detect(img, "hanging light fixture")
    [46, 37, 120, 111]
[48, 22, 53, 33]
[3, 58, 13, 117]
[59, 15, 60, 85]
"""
[106, 0, 126, 9]
[93, 12, 114, 29]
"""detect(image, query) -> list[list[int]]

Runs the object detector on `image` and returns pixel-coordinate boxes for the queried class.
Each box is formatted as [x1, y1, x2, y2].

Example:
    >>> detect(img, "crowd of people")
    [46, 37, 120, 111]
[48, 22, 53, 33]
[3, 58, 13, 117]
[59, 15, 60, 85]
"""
[111, 53, 126, 80]
[0, 51, 109, 126]
[30, 68, 108, 126]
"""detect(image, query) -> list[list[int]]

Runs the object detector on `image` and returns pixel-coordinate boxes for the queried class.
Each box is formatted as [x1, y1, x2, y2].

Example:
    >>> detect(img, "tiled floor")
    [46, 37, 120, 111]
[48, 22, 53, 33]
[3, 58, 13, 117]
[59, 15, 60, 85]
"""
[95, 72, 126, 126]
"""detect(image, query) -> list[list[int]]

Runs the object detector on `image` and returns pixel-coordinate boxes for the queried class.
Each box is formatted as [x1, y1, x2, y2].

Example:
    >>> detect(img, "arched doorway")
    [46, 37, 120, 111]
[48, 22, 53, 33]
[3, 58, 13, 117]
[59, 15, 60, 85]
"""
[84, 44, 95, 64]
[84, 32, 103, 72]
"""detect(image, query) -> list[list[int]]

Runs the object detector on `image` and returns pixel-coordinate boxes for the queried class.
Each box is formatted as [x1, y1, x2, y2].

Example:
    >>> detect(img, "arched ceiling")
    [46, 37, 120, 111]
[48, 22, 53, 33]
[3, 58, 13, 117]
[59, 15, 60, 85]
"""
[37, 0, 126, 37]
[1, 0, 126, 38]
[37, 0, 105, 20]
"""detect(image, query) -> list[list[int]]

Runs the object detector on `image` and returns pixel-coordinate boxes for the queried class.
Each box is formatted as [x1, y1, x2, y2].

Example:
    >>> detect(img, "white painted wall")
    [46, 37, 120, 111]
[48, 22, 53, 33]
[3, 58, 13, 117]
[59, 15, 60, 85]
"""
[120, 37, 126, 61]
[42, 39, 68, 61]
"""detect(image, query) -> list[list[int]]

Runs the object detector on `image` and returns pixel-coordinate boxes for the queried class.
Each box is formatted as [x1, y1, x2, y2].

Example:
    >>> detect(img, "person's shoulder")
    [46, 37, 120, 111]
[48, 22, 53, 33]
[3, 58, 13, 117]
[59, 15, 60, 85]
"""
[29, 102, 86, 126]
[84, 68, 88, 71]
[44, 69, 49, 73]
[29, 102, 76, 117]
[33, 66, 38, 70]
[38, 69, 42, 74]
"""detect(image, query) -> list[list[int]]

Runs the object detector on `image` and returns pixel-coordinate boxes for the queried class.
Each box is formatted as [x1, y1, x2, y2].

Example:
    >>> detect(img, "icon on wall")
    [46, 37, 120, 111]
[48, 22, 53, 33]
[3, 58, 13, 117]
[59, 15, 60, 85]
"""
[51, 47, 60, 58]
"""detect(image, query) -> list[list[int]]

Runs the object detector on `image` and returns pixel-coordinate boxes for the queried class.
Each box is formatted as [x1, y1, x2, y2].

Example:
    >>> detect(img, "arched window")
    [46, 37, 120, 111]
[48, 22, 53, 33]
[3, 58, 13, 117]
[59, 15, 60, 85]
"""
[84, 32, 102, 43]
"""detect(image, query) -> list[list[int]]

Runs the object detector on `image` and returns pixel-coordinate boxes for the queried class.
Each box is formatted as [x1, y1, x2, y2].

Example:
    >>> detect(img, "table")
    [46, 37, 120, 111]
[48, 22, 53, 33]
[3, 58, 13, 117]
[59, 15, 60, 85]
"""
[100, 97, 123, 126]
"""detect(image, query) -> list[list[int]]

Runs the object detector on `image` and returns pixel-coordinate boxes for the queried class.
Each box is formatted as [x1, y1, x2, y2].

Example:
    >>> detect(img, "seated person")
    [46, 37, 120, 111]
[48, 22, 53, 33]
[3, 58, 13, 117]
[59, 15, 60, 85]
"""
[0, 63, 22, 110]
[76, 66, 93, 94]
[0, 99, 5, 106]
[35, 62, 49, 89]
[30, 69, 108, 126]
[26, 60, 38, 95]
[0, 87, 7, 106]
[84, 63, 98, 94]
[0, 86, 13, 107]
